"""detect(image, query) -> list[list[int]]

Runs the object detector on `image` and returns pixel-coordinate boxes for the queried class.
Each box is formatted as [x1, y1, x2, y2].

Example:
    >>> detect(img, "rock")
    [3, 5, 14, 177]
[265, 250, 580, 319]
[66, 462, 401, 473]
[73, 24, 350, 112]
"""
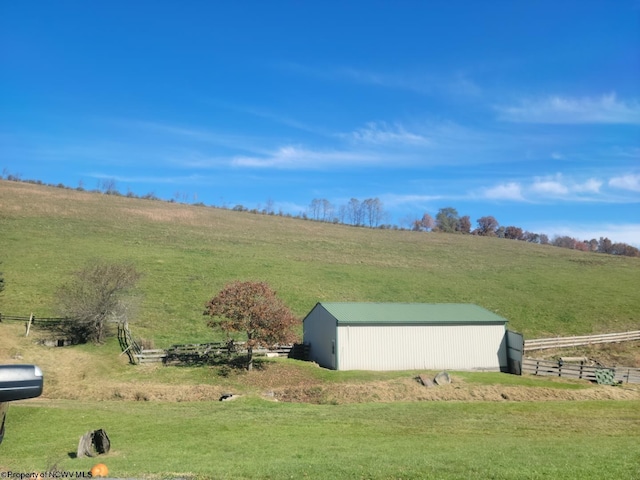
[77, 429, 110, 458]
[418, 374, 435, 387]
[434, 371, 451, 385]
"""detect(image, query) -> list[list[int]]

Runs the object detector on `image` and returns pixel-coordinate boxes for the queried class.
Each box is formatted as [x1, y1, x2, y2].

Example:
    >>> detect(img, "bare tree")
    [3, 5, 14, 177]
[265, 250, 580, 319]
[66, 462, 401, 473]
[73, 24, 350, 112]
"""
[309, 199, 322, 220]
[347, 198, 363, 226]
[337, 205, 348, 224]
[56, 260, 141, 344]
[320, 199, 334, 222]
[362, 198, 384, 227]
[99, 178, 119, 195]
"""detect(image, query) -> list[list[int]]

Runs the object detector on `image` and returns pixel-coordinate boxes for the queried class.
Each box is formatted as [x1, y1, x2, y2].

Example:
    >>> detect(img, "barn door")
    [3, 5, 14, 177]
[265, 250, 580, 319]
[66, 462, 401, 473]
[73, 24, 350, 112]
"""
[506, 330, 524, 375]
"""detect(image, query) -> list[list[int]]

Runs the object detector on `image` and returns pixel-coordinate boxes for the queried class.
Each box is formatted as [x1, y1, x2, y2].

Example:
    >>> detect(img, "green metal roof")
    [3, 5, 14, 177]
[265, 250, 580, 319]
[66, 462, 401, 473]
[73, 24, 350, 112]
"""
[318, 303, 508, 325]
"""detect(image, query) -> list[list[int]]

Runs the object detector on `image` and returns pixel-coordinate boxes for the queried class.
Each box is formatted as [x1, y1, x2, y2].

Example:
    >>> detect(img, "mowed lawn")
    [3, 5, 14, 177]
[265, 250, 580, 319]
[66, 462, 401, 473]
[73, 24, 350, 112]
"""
[2, 398, 639, 479]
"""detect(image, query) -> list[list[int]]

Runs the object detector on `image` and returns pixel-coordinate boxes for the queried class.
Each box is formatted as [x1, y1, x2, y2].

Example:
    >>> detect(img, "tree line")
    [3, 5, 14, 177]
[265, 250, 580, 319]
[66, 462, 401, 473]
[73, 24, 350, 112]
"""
[411, 207, 639, 257]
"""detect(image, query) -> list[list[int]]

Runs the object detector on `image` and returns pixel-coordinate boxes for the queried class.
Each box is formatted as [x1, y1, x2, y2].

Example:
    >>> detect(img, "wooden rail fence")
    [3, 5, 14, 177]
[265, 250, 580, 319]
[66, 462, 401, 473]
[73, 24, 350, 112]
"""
[134, 341, 310, 365]
[524, 330, 640, 351]
[117, 321, 142, 365]
[522, 358, 640, 384]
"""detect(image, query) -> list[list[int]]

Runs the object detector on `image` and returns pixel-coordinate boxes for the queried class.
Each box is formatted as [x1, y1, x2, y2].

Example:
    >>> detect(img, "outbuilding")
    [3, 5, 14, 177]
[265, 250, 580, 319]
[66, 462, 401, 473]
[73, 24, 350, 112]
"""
[302, 302, 509, 371]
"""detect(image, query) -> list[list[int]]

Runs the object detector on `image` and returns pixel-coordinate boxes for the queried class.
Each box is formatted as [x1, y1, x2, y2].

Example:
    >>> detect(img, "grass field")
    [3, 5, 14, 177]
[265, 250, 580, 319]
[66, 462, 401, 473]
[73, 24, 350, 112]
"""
[1, 399, 639, 479]
[1, 180, 639, 346]
[1, 180, 639, 479]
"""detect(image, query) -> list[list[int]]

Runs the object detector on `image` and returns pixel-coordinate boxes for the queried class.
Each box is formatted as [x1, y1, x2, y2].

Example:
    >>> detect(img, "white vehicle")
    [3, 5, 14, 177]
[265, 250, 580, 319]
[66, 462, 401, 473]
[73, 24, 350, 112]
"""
[0, 365, 44, 444]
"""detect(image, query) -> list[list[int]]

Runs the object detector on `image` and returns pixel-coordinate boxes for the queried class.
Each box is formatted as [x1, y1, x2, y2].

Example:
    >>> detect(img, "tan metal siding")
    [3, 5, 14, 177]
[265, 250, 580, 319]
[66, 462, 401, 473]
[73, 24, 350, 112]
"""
[337, 324, 506, 371]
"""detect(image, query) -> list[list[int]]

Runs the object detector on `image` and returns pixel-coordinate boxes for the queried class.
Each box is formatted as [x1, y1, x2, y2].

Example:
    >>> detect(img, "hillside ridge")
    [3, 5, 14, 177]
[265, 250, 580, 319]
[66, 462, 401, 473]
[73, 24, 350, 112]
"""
[1, 180, 639, 345]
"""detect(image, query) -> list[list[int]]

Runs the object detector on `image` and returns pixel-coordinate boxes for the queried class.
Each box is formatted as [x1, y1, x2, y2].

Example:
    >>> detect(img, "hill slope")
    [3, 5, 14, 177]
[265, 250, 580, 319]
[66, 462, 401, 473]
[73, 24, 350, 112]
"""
[1, 180, 639, 345]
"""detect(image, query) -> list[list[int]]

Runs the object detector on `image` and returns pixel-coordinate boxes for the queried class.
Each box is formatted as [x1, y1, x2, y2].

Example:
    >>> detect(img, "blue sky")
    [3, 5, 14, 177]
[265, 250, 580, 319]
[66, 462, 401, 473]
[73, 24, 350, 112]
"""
[2, 1, 639, 244]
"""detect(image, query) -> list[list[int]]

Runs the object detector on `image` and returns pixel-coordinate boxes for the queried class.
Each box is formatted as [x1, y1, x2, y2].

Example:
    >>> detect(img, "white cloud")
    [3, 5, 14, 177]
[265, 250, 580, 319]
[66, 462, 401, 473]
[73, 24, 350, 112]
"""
[480, 174, 606, 203]
[609, 174, 640, 192]
[574, 178, 603, 194]
[496, 92, 640, 124]
[482, 182, 525, 201]
[530, 174, 602, 198]
[531, 176, 569, 196]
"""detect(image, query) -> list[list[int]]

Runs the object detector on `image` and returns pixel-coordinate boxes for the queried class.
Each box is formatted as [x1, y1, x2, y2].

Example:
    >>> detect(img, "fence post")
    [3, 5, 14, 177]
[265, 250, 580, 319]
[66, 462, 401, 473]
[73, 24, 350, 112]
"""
[25, 313, 34, 336]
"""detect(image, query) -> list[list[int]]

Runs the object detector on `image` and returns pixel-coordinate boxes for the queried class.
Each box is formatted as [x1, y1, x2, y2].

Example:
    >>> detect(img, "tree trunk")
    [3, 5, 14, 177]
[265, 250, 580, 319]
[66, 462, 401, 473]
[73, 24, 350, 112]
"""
[247, 345, 253, 371]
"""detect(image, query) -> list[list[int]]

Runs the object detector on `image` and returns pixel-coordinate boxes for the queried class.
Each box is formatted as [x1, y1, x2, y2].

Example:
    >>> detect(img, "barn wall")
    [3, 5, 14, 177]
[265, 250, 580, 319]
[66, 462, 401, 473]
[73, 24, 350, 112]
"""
[303, 305, 337, 369]
[336, 324, 507, 371]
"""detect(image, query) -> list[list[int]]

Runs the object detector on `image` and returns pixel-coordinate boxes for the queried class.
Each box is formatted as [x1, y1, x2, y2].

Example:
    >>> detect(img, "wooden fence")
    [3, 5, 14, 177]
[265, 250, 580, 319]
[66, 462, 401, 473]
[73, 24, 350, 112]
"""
[134, 341, 310, 365]
[522, 357, 640, 384]
[524, 330, 640, 351]
[117, 321, 142, 365]
[0, 313, 69, 326]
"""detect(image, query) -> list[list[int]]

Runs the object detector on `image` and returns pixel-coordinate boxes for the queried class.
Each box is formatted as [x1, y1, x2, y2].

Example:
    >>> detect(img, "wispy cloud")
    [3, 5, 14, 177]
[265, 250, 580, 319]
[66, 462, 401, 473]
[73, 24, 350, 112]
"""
[343, 122, 431, 146]
[380, 193, 445, 208]
[224, 105, 333, 137]
[496, 92, 640, 124]
[280, 62, 481, 97]
[232, 145, 377, 169]
[110, 119, 271, 155]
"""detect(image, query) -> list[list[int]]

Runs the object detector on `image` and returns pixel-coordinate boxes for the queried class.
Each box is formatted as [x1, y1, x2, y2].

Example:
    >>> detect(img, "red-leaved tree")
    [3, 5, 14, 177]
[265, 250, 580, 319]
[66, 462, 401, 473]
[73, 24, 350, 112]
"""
[203, 281, 299, 370]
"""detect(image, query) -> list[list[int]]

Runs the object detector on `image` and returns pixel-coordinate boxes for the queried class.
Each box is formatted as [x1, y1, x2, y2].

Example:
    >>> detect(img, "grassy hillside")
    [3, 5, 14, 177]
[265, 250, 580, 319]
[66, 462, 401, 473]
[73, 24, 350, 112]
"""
[1, 180, 639, 346]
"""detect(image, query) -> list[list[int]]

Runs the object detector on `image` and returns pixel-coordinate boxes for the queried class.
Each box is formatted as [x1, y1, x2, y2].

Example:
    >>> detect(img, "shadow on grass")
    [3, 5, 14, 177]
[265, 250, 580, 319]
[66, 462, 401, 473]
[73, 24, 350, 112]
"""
[164, 353, 268, 374]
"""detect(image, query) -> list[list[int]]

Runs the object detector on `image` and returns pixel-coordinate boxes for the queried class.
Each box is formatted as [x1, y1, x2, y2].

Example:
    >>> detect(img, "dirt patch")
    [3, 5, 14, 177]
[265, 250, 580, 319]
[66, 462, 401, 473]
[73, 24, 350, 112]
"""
[272, 377, 640, 404]
[530, 341, 640, 368]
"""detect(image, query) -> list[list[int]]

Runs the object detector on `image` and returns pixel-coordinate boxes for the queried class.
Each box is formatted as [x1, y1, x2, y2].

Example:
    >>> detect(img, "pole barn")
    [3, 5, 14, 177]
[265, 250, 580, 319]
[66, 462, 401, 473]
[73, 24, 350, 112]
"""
[303, 303, 509, 371]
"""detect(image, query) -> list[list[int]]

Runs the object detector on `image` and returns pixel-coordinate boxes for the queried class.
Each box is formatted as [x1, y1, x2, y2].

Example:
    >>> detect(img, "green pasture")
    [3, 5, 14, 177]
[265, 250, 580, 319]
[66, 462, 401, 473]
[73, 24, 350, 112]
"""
[1, 182, 640, 480]
[1, 181, 638, 346]
[2, 399, 639, 479]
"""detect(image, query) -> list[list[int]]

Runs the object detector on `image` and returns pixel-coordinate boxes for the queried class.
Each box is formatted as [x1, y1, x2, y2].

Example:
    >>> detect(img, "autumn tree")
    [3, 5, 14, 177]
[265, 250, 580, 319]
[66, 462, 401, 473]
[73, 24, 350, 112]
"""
[504, 226, 524, 240]
[413, 213, 434, 231]
[457, 215, 471, 234]
[56, 260, 141, 344]
[203, 281, 299, 370]
[476, 216, 499, 236]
